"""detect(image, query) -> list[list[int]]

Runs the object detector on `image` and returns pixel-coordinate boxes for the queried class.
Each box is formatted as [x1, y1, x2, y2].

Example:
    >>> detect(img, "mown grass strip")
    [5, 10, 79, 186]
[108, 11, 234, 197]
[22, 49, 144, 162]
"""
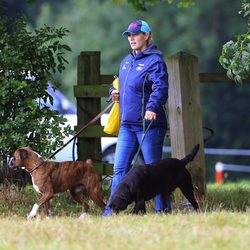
[0, 212, 249, 250]
[0, 181, 249, 250]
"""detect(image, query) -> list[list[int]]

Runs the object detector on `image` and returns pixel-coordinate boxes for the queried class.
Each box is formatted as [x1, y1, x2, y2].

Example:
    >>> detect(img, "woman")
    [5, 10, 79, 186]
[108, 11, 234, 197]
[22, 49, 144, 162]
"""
[103, 20, 170, 216]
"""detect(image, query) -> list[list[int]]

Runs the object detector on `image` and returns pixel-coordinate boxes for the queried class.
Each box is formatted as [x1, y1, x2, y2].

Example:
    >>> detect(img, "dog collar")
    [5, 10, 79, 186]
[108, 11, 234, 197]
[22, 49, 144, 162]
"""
[29, 160, 45, 174]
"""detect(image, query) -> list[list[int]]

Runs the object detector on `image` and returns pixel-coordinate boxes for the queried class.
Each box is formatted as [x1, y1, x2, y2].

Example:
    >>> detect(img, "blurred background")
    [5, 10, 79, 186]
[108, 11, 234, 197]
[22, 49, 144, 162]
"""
[3, 0, 250, 182]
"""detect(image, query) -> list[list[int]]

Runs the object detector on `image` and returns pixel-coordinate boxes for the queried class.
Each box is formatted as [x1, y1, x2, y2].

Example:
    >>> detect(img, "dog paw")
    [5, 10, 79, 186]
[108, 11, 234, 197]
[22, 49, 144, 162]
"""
[27, 214, 35, 220]
[79, 213, 88, 219]
[27, 203, 39, 220]
[46, 210, 52, 218]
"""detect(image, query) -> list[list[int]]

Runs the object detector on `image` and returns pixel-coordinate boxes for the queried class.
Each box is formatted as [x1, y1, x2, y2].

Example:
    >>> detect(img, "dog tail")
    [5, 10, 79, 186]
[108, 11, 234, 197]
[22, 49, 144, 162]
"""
[181, 144, 200, 165]
[86, 159, 93, 165]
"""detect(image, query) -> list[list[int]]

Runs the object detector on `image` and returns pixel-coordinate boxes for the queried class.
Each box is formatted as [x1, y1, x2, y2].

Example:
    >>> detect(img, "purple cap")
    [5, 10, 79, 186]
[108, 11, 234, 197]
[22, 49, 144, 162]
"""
[122, 20, 151, 37]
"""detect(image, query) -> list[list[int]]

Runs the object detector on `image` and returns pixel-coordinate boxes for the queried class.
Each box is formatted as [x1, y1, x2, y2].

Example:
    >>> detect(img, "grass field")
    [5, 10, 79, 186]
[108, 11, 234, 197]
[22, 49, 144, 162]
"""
[0, 181, 249, 250]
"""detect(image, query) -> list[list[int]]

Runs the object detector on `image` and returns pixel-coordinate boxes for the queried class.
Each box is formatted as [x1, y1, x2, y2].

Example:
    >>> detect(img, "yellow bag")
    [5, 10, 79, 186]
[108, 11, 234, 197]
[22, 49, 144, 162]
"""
[103, 77, 120, 136]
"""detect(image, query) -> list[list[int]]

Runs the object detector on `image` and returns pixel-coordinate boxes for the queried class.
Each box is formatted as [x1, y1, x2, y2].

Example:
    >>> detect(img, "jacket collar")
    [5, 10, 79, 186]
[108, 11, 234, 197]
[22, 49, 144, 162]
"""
[130, 43, 162, 60]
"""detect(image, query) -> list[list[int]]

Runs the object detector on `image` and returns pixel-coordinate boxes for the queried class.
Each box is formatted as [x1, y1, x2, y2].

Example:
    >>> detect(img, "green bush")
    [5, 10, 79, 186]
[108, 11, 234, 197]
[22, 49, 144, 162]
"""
[0, 10, 72, 168]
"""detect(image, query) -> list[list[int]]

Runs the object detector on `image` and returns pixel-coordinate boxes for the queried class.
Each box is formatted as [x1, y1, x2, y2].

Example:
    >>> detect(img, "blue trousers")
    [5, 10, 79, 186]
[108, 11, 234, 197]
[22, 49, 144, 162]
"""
[106, 124, 171, 213]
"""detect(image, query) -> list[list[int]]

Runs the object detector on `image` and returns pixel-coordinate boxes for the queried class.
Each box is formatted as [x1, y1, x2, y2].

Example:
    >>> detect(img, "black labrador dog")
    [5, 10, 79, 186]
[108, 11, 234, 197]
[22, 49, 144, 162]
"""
[109, 144, 200, 214]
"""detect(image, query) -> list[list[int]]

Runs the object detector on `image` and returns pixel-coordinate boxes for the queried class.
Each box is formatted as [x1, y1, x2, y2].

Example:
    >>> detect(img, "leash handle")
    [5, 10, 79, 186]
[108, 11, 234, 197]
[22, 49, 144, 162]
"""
[48, 101, 114, 160]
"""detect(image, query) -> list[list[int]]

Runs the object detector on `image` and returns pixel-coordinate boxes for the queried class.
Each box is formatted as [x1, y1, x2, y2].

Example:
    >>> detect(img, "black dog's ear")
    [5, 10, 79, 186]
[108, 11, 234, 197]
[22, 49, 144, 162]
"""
[19, 149, 28, 160]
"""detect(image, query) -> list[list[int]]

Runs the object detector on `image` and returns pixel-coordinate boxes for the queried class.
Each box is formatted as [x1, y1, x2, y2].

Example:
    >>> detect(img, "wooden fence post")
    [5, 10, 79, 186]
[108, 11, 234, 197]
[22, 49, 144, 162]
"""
[166, 51, 206, 199]
[75, 51, 101, 161]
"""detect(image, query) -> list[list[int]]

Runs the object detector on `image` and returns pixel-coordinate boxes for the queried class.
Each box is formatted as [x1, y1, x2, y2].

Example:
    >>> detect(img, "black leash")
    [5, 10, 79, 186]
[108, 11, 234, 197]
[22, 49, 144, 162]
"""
[131, 119, 153, 168]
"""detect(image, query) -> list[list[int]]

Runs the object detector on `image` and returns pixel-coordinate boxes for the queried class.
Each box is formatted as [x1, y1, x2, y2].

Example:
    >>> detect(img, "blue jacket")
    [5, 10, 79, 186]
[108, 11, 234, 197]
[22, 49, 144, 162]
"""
[114, 44, 169, 128]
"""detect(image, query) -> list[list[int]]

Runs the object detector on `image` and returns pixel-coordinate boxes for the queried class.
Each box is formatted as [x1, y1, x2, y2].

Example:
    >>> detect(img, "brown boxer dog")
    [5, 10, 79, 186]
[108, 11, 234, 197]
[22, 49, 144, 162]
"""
[9, 147, 106, 219]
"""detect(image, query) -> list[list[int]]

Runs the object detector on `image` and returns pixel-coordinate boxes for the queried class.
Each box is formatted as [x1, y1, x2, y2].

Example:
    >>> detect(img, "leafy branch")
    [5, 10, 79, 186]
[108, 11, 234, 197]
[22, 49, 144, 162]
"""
[219, 1, 250, 83]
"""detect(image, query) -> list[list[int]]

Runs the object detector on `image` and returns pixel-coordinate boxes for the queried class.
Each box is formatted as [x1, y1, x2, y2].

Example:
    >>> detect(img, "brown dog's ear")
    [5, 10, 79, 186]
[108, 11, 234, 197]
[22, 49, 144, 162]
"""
[19, 149, 28, 160]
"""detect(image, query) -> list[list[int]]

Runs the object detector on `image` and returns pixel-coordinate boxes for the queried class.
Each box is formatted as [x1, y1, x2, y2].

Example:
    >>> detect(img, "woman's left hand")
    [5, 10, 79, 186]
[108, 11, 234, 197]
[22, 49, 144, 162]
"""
[145, 111, 156, 120]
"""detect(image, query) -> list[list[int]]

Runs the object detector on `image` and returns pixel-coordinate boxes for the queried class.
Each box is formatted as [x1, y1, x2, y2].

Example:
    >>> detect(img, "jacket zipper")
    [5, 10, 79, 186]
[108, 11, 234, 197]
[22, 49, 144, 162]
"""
[141, 72, 150, 119]
[122, 58, 134, 121]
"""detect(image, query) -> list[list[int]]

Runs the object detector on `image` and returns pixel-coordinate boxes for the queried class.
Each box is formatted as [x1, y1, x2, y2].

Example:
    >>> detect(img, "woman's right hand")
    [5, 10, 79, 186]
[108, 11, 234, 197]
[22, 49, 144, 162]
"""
[111, 90, 120, 103]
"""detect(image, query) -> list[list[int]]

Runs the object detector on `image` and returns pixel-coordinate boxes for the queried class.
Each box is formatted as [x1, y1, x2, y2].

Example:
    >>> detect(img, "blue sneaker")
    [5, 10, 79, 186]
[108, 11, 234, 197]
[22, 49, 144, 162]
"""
[155, 195, 172, 213]
[102, 205, 112, 217]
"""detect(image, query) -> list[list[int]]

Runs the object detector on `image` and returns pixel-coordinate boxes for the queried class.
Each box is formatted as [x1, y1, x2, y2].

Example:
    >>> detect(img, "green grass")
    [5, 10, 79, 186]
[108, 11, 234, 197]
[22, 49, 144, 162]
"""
[0, 212, 249, 250]
[0, 181, 249, 250]
[203, 181, 250, 211]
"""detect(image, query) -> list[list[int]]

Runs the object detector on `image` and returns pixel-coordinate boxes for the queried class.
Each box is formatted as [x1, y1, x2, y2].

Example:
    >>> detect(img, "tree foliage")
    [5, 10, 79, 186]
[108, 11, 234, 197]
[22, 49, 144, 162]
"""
[113, 0, 194, 11]
[0, 11, 72, 167]
[219, 0, 250, 83]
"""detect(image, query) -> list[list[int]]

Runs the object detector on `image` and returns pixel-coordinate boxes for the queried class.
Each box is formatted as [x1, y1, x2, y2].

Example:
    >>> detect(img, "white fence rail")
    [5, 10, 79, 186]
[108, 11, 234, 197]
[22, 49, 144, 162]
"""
[163, 146, 250, 156]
